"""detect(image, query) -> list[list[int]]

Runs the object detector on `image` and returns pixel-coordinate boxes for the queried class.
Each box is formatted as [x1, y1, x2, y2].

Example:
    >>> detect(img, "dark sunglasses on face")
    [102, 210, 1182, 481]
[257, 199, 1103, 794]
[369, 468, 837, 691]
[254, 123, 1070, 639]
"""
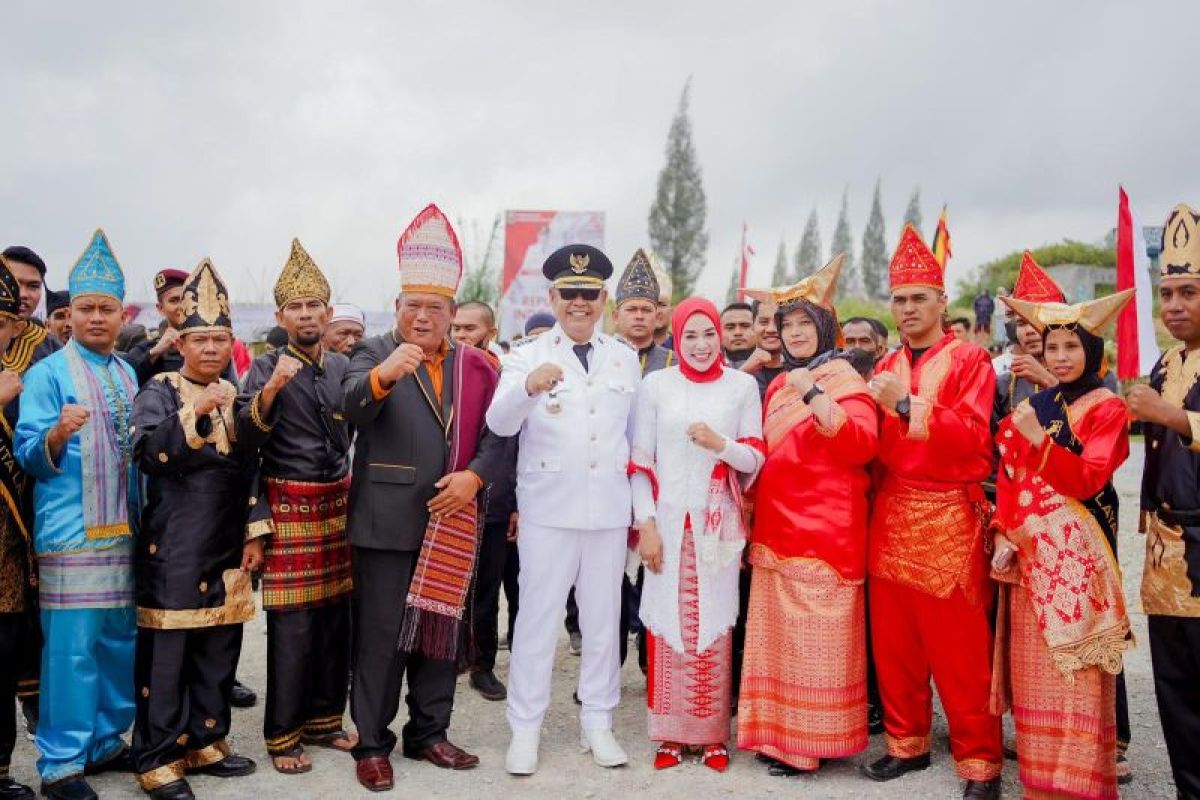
[558, 288, 601, 302]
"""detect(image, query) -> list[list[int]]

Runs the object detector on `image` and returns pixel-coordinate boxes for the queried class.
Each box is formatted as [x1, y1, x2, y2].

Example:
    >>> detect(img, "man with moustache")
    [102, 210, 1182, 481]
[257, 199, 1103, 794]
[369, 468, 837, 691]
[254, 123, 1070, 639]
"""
[864, 225, 1001, 799]
[342, 205, 504, 791]
[488, 244, 640, 776]
[236, 240, 355, 775]
[129, 260, 260, 800]
[44, 290, 70, 346]
[1127, 203, 1200, 799]
[842, 317, 890, 363]
[451, 301, 501, 368]
[720, 302, 758, 367]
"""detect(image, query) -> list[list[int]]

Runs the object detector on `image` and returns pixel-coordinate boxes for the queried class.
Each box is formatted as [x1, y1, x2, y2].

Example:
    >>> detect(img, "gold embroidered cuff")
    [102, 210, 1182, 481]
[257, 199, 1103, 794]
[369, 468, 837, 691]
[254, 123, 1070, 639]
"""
[41, 434, 64, 475]
[136, 570, 255, 629]
[814, 403, 848, 438]
[249, 392, 272, 433]
[246, 518, 273, 541]
[885, 732, 931, 758]
[178, 402, 208, 450]
[956, 757, 1001, 781]
[184, 739, 231, 769]
[904, 396, 932, 440]
[137, 760, 186, 791]
[1186, 411, 1200, 453]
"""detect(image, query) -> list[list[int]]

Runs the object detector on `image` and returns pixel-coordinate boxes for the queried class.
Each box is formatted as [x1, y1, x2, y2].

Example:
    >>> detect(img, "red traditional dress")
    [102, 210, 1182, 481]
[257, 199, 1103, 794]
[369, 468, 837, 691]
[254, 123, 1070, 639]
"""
[737, 356, 877, 770]
[869, 224, 1003, 781]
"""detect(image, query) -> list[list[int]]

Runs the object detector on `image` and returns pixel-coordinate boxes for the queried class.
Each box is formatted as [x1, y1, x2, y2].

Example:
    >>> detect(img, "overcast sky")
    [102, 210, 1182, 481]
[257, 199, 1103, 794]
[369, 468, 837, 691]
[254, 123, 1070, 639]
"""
[2, 1, 1194, 310]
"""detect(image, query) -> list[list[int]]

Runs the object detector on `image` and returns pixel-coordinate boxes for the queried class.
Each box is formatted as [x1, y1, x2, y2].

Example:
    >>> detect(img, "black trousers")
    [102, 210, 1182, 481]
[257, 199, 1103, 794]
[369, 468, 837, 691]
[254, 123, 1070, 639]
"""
[0, 612, 20, 778]
[471, 519, 510, 672]
[502, 541, 519, 645]
[132, 624, 242, 779]
[350, 547, 457, 760]
[1149, 614, 1200, 799]
[263, 598, 351, 755]
[731, 566, 752, 701]
[14, 606, 39, 714]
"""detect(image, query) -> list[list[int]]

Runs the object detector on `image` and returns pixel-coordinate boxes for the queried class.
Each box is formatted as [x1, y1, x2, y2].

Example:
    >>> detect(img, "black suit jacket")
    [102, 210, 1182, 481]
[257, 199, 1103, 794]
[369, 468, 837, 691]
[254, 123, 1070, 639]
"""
[343, 332, 505, 552]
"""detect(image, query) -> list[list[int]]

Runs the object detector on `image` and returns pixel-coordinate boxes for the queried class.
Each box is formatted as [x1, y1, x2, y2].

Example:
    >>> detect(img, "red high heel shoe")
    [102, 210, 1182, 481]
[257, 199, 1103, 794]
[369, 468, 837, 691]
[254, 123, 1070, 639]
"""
[654, 742, 683, 770]
[702, 743, 730, 772]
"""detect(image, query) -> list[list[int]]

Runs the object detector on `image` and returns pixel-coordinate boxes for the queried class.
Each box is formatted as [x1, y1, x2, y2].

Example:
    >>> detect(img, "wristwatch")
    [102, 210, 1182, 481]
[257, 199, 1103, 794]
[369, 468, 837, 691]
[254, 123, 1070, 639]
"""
[895, 395, 912, 419]
[801, 384, 825, 404]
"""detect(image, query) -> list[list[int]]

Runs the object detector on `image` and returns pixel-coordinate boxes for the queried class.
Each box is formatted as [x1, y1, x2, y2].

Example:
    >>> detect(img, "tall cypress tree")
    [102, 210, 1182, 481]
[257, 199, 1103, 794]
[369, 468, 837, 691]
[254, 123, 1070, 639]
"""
[861, 179, 888, 300]
[795, 207, 822, 280]
[903, 187, 924, 238]
[830, 189, 856, 295]
[771, 239, 789, 285]
[648, 80, 708, 301]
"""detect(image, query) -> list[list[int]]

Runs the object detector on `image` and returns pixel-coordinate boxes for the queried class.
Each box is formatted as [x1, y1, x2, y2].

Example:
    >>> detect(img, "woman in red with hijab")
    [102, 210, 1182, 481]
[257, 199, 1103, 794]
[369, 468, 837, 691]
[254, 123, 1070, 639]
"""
[630, 297, 765, 772]
[736, 254, 878, 776]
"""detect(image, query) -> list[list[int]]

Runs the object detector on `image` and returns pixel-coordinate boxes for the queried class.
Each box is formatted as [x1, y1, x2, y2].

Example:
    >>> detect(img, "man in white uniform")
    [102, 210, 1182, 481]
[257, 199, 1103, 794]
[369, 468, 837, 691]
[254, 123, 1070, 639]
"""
[486, 244, 641, 776]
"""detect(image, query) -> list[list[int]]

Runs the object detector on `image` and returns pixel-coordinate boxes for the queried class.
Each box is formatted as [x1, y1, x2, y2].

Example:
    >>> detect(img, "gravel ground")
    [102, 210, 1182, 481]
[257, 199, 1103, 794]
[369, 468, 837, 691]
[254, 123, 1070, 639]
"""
[11, 456, 1179, 798]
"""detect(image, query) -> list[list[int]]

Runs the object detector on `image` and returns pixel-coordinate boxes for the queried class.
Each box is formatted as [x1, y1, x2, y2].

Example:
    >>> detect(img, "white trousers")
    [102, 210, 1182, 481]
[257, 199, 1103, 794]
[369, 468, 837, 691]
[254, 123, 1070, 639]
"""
[506, 523, 626, 732]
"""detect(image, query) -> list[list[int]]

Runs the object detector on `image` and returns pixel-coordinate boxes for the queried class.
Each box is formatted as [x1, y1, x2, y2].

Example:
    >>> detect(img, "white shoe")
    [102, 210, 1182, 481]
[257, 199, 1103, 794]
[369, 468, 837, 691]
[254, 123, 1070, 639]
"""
[506, 728, 540, 775]
[580, 728, 628, 768]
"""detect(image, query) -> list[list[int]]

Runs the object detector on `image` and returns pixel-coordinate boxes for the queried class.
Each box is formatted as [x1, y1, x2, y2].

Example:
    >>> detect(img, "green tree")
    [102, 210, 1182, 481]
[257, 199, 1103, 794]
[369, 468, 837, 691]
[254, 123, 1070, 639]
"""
[954, 240, 1116, 305]
[795, 208, 822, 280]
[456, 214, 501, 306]
[861, 179, 888, 300]
[771, 239, 789, 285]
[903, 187, 923, 238]
[830, 189, 856, 296]
[648, 80, 709, 301]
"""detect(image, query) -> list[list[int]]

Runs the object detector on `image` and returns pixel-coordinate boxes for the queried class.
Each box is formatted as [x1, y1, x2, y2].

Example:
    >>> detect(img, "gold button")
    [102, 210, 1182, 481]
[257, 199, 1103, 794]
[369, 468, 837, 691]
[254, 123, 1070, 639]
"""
[129, 425, 136, 434]
[158, 453, 168, 463]
[198, 581, 208, 592]
[142, 687, 150, 698]
[148, 544, 157, 554]
[177, 734, 189, 746]
[204, 718, 216, 729]
[248, 496, 257, 506]
[1163, 502, 1172, 511]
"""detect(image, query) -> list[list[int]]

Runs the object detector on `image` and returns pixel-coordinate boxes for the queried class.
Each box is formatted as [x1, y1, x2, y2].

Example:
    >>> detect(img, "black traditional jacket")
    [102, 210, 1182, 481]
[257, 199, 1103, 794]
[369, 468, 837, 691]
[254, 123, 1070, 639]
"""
[132, 372, 259, 629]
[1141, 345, 1200, 618]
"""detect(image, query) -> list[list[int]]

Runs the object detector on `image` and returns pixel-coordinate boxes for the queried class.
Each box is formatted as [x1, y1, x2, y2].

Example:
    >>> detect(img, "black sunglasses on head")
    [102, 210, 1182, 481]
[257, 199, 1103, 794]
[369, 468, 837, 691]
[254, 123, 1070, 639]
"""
[557, 288, 601, 302]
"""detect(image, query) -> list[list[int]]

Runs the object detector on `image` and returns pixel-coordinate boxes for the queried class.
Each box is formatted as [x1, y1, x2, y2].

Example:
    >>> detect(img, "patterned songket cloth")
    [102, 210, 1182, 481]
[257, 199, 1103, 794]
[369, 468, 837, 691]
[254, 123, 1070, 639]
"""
[261, 477, 352, 610]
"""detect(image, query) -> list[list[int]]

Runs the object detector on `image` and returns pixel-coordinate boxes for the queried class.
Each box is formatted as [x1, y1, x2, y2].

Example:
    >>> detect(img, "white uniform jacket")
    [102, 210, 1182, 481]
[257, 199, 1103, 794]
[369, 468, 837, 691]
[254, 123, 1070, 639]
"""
[485, 323, 641, 532]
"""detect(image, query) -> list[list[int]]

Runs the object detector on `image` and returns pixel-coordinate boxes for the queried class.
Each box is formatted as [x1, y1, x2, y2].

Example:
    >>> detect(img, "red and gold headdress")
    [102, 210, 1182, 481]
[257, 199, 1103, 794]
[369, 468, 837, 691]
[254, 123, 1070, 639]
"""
[1011, 251, 1065, 303]
[888, 223, 944, 292]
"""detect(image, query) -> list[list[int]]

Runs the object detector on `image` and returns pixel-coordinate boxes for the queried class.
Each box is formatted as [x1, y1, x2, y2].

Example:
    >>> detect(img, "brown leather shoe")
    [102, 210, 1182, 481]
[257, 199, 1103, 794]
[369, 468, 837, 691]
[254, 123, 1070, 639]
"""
[402, 740, 479, 770]
[355, 756, 394, 792]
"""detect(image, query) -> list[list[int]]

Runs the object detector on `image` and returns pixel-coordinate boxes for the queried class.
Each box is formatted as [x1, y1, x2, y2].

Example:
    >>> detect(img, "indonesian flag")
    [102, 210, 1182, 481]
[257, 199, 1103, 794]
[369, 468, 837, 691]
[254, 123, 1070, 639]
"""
[1116, 186, 1159, 379]
[931, 205, 952, 267]
[739, 222, 755, 290]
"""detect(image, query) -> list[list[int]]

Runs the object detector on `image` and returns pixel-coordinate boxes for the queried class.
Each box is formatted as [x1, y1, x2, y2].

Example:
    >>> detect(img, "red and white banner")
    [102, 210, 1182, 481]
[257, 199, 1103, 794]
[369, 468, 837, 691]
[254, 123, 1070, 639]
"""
[499, 210, 605, 339]
[1115, 187, 1159, 379]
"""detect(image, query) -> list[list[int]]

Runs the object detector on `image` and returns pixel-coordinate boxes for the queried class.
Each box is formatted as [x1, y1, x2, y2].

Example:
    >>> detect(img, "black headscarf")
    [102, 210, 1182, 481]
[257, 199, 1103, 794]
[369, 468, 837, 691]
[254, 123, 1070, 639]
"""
[1043, 324, 1106, 403]
[776, 299, 838, 369]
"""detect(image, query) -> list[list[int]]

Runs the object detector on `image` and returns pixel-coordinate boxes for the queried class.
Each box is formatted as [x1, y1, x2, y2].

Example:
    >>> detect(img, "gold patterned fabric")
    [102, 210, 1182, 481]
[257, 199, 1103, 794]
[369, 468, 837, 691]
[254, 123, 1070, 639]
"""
[1161, 204, 1200, 279]
[273, 238, 331, 308]
[136, 569, 255, 630]
[1143, 514, 1200, 617]
[178, 258, 233, 333]
[154, 373, 237, 455]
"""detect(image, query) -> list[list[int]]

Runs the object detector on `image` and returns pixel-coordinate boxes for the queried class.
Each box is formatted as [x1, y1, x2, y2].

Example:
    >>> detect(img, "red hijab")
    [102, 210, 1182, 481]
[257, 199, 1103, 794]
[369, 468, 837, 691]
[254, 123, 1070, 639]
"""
[671, 297, 724, 383]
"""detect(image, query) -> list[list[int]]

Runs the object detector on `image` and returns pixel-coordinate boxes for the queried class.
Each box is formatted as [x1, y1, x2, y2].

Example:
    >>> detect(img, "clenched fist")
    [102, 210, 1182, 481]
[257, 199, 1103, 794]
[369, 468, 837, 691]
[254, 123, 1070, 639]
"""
[56, 404, 90, 437]
[376, 343, 424, 386]
[686, 421, 725, 453]
[266, 354, 303, 392]
[0, 371, 23, 406]
[525, 362, 564, 396]
[869, 371, 907, 411]
[194, 382, 236, 417]
[149, 327, 181, 359]
[739, 348, 773, 375]
[1010, 402, 1045, 447]
[1010, 354, 1056, 389]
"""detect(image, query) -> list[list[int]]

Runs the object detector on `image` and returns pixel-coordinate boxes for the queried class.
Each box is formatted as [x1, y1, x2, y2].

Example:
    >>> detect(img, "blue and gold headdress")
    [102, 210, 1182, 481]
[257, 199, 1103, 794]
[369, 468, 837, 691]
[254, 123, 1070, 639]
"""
[68, 229, 125, 301]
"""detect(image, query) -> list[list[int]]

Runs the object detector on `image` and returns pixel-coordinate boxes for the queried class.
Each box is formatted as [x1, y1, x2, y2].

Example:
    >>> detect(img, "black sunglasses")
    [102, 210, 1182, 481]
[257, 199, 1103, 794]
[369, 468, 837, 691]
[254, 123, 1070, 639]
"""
[557, 288, 601, 302]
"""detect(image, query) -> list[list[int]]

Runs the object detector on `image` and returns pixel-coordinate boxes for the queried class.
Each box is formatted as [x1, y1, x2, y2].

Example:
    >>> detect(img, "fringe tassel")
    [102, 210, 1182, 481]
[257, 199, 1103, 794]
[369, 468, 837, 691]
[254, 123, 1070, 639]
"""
[397, 605, 462, 662]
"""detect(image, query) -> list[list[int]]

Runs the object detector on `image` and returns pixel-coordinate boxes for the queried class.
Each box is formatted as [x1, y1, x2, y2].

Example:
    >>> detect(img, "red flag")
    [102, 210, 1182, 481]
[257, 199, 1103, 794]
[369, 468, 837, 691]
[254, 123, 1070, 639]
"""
[738, 222, 754, 290]
[1116, 186, 1159, 379]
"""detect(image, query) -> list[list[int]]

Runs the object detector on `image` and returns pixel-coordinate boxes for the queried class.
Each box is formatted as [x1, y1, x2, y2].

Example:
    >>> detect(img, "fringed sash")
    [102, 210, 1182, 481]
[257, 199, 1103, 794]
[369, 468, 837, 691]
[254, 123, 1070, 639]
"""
[1003, 388, 1130, 681]
[64, 341, 138, 540]
[397, 344, 497, 662]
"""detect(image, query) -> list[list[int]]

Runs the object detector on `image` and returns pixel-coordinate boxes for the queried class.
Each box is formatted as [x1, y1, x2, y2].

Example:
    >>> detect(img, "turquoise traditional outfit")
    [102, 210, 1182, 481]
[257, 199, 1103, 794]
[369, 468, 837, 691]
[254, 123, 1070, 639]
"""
[14, 230, 140, 786]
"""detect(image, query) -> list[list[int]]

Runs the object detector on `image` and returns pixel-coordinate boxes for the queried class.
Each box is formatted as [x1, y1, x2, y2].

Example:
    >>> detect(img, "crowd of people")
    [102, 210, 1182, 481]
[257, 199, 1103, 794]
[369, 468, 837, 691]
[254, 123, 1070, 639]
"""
[1, 200, 1199, 800]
